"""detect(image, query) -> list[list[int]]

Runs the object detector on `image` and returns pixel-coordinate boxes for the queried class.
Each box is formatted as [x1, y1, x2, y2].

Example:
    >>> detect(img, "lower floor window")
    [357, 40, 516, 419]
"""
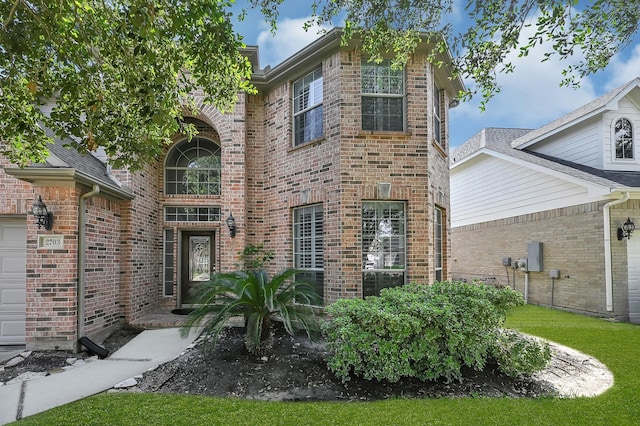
[362, 201, 406, 297]
[435, 207, 443, 282]
[293, 204, 324, 304]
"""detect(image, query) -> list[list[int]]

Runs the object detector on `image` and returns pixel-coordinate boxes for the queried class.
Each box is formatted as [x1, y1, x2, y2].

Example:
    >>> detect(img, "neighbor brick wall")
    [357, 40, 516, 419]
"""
[451, 201, 633, 319]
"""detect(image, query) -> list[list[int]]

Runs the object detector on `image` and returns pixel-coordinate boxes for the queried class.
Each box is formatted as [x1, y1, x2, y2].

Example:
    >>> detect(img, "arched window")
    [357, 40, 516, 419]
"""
[165, 136, 221, 195]
[614, 118, 634, 160]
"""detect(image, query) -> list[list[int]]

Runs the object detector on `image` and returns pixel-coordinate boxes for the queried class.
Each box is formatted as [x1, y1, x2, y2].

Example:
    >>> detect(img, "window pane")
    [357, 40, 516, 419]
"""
[294, 67, 323, 145]
[434, 207, 443, 281]
[189, 236, 210, 282]
[163, 229, 174, 296]
[362, 97, 404, 131]
[615, 118, 633, 159]
[293, 205, 324, 304]
[362, 202, 406, 296]
[165, 136, 221, 195]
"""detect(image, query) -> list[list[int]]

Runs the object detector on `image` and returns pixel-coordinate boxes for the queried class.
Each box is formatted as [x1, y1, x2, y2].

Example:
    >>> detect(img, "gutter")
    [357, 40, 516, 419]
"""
[77, 184, 100, 348]
[603, 191, 630, 312]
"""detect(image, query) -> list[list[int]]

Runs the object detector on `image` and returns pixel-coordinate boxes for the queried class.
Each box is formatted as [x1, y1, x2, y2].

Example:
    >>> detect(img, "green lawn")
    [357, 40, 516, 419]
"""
[14, 305, 640, 425]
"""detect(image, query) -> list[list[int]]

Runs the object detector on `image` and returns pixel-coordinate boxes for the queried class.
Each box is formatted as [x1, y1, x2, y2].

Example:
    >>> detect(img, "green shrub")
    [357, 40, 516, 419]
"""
[322, 281, 548, 383]
[490, 329, 552, 378]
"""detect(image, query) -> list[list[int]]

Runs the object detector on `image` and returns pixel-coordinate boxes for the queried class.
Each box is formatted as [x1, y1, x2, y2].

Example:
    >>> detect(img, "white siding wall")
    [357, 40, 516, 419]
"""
[603, 98, 640, 171]
[529, 118, 602, 168]
[451, 155, 592, 227]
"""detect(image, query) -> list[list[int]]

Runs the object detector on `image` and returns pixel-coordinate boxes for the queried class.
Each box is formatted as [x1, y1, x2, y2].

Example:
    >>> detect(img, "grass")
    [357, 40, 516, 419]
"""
[13, 305, 640, 425]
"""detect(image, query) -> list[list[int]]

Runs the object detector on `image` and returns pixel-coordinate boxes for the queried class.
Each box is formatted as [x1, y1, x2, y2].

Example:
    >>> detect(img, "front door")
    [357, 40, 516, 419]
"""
[180, 231, 215, 307]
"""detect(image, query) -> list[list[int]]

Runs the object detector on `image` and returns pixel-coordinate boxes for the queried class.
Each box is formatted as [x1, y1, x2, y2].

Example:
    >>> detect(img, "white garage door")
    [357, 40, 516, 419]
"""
[0, 218, 26, 345]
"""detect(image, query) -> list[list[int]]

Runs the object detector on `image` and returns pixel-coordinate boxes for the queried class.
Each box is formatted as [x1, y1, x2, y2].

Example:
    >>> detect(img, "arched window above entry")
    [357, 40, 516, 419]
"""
[614, 118, 634, 160]
[165, 122, 221, 195]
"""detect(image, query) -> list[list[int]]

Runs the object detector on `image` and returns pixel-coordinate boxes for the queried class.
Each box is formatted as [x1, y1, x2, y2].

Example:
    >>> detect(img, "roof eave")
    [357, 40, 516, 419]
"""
[4, 168, 135, 200]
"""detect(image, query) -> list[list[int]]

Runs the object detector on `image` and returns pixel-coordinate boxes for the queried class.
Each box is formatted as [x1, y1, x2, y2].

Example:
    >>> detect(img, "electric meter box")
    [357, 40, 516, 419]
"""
[527, 242, 543, 272]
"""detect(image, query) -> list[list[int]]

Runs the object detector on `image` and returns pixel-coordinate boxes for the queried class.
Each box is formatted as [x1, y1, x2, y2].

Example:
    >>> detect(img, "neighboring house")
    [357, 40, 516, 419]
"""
[0, 28, 464, 349]
[450, 78, 640, 323]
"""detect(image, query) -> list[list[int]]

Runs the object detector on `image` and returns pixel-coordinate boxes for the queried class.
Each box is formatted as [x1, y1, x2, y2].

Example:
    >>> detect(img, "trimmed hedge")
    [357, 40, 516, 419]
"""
[322, 281, 550, 383]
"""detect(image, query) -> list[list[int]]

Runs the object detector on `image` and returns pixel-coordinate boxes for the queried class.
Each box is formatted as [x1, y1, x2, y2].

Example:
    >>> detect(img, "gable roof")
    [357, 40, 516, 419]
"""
[511, 77, 640, 149]
[450, 127, 640, 195]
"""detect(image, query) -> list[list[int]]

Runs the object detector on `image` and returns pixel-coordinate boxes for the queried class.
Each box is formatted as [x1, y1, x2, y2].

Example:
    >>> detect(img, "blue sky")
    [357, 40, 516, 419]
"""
[229, 0, 640, 148]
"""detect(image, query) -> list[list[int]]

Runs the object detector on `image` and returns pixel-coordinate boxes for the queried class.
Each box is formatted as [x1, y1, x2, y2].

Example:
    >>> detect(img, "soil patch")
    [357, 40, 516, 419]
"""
[132, 323, 555, 401]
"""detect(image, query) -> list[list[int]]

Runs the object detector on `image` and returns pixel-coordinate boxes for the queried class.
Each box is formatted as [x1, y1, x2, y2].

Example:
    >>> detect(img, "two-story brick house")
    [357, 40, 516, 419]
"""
[0, 28, 463, 349]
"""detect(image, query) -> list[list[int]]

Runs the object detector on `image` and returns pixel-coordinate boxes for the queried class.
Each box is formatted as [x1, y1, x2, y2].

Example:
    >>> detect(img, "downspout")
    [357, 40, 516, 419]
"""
[77, 184, 100, 348]
[603, 191, 630, 312]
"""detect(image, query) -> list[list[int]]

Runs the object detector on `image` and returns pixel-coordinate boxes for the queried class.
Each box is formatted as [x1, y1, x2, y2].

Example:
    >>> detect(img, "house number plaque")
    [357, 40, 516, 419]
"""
[38, 235, 64, 250]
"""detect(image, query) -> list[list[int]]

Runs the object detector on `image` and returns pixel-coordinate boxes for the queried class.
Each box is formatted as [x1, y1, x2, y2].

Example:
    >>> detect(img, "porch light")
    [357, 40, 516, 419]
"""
[617, 217, 635, 241]
[32, 195, 53, 231]
[226, 212, 236, 238]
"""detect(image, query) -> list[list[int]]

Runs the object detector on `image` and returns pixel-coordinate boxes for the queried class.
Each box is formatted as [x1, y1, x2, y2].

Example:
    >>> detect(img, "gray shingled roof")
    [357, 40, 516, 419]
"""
[27, 138, 127, 192]
[450, 127, 640, 189]
[451, 78, 640, 191]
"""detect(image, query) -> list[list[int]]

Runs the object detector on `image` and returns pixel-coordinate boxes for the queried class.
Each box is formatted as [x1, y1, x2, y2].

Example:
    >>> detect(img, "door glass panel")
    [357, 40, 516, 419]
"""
[189, 236, 210, 282]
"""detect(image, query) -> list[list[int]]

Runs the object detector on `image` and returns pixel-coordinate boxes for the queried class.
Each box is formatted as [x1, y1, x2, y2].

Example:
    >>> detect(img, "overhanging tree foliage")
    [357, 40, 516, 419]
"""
[2, 0, 638, 170]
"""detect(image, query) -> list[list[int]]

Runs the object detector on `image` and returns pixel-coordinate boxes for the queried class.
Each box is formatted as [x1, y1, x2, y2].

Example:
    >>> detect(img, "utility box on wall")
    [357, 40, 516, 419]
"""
[527, 242, 543, 272]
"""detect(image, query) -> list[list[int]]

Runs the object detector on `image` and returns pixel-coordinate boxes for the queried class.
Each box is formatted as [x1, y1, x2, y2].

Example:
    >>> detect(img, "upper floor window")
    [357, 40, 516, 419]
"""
[165, 137, 221, 195]
[614, 118, 634, 160]
[433, 81, 443, 146]
[361, 59, 405, 131]
[293, 66, 324, 145]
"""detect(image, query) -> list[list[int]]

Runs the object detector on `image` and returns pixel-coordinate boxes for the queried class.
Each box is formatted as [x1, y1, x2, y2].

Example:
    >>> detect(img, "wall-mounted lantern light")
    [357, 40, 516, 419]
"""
[32, 195, 53, 231]
[617, 217, 635, 241]
[226, 212, 236, 238]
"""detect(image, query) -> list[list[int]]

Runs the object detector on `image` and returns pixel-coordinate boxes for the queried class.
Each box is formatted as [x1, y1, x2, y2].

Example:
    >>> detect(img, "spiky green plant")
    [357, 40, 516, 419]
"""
[183, 268, 321, 354]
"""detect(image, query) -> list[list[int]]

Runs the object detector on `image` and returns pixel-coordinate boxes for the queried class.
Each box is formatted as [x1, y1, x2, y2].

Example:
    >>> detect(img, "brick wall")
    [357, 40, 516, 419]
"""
[451, 201, 633, 319]
[253, 48, 454, 304]
[25, 186, 80, 350]
[0, 155, 35, 215]
[82, 196, 122, 340]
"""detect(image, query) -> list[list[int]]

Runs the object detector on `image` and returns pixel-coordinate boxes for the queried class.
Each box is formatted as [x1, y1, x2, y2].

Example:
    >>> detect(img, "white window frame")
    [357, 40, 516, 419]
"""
[434, 207, 443, 282]
[433, 81, 443, 146]
[293, 204, 324, 304]
[293, 66, 324, 145]
[613, 117, 634, 160]
[361, 59, 405, 132]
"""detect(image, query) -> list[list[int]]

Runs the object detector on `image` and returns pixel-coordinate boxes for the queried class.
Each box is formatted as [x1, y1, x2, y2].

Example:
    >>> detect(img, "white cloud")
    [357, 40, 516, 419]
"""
[450, 22, 599, 147]
[604, 43, 640, 90]
[256, 18, 331, 68]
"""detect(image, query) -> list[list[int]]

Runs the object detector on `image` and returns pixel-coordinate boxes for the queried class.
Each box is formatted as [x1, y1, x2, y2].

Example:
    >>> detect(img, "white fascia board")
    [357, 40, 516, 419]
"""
[449, 149, 491, 170]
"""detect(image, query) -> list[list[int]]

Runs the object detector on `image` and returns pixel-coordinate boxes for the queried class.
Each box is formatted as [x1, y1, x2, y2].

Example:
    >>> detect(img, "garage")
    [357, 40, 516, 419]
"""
[0, 218, 26, 345]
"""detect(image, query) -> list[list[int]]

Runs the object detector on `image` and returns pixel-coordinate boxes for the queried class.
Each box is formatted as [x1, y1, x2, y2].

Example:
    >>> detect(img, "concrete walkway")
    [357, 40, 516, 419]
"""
[0, 328, 198, 425]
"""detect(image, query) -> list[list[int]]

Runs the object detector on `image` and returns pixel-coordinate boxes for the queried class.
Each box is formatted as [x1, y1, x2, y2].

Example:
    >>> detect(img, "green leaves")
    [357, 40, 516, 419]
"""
[1, 0, 252, 170]
[322, 281, 545, 384]
[184, 266, 321, 355]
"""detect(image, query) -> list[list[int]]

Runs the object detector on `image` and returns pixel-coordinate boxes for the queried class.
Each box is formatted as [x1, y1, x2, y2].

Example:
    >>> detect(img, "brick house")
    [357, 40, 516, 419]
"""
[0, 29, 463, 349]
[450, 78, 640, 322]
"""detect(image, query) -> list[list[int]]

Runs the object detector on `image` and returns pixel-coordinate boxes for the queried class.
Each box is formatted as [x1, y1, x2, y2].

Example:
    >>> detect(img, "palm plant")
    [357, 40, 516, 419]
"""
[184, 267, 321, 354]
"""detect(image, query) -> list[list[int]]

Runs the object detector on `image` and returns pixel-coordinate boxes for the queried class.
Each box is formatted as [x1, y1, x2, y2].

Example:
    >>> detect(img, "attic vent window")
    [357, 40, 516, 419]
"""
[614, 118, 633, 160]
